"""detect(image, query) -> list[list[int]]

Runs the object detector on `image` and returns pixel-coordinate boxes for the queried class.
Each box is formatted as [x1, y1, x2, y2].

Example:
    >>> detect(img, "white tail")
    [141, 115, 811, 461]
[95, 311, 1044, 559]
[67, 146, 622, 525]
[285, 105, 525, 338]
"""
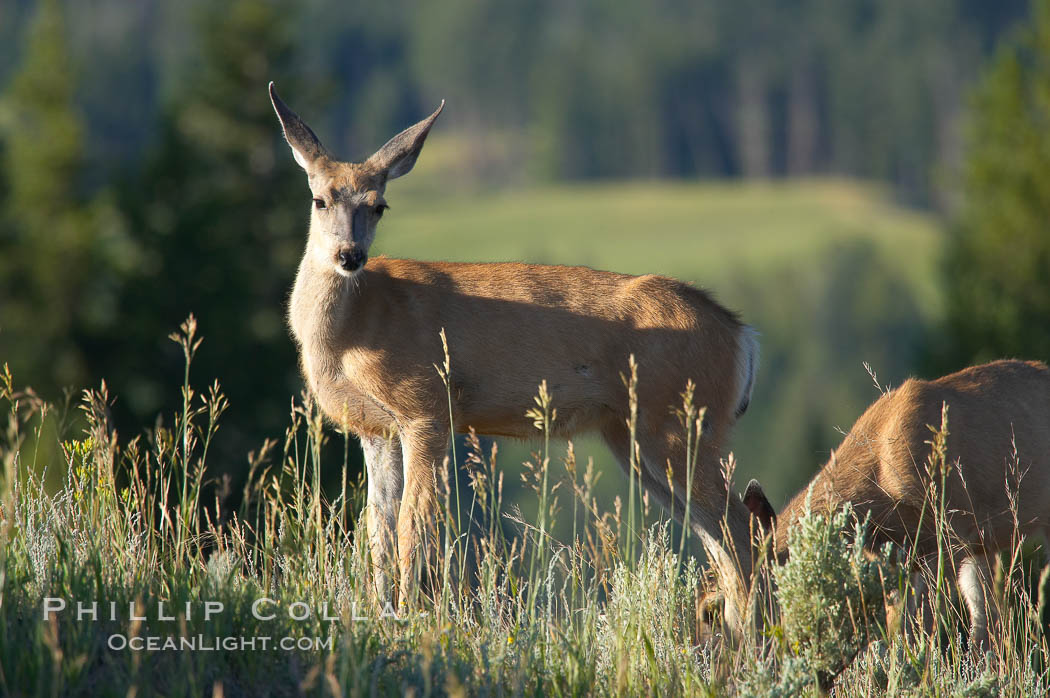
[740, 360, 1050, 645]
[269, 83, 760, 608]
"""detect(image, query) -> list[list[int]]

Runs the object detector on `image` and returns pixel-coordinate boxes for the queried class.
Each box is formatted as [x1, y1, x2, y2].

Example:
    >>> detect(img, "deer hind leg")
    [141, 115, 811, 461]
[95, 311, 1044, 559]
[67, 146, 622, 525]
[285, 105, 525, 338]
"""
[361, 432, 404, 607]
[603, 414, 728, 533]
[603, 419, 747, 575]
[601, 420, 716, 547]
[600, 421, 677, 516]
[635, 424, 733, 540]
[958, 554, 997, 650]
[641, 420, 759, 631]
[396, 420, 449, 605]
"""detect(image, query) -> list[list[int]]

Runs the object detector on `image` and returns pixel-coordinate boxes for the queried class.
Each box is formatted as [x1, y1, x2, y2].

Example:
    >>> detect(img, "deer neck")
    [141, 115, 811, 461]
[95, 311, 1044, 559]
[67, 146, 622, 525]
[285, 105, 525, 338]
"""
[772, 468, 836, 562]
[289, 241, 356, 358]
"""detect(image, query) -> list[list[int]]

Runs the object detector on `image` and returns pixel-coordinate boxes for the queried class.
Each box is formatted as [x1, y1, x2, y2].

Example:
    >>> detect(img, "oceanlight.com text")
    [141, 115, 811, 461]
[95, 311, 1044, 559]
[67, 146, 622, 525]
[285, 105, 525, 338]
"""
[106, 634, 333, 652]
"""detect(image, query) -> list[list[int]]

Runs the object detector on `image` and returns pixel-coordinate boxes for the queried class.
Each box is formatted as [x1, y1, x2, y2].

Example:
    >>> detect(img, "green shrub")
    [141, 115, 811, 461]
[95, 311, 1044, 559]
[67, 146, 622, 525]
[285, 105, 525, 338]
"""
[775, 498, 892, 686]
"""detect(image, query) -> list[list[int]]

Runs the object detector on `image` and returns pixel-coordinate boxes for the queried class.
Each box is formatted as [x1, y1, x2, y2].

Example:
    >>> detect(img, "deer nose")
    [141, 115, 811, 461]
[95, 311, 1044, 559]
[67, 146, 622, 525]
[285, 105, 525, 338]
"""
[337, 248, 367, 272]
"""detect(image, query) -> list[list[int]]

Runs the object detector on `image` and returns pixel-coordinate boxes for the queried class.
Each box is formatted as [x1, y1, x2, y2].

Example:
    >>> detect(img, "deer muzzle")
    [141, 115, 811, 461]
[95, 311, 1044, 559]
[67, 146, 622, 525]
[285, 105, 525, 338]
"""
[336, 247, 368, 273]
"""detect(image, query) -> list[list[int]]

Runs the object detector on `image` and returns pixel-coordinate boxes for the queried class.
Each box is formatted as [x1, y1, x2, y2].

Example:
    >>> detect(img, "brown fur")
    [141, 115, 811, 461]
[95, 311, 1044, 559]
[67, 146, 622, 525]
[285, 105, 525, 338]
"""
[772, 360, 1050, 559]
[270, 84, 761, 609]
[740, 360, 1050, 644]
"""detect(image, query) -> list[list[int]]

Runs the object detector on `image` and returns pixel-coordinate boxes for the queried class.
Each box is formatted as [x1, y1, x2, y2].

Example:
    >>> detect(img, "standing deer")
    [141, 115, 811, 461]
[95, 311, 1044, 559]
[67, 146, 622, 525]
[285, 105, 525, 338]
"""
[268, 83, 760, 611]
[719, 360, 1050, 646]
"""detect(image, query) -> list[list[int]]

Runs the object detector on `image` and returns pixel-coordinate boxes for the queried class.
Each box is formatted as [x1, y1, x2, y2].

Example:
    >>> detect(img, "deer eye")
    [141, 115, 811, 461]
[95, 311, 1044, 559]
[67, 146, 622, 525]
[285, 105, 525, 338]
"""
[313, 198, 327, 210]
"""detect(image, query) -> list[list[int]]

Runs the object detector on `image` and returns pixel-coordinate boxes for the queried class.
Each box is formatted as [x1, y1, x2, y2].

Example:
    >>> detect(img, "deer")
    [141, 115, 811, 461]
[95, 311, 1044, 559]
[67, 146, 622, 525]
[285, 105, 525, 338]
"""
[705, 359, 1050, 648]
[267, 83, 761, 613]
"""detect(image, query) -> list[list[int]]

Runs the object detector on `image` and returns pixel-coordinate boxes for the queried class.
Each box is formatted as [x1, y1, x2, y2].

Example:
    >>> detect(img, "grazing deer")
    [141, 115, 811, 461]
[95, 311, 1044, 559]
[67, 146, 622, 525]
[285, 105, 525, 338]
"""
[268, 83, 760, 610]
[718, 360, 1050, 646]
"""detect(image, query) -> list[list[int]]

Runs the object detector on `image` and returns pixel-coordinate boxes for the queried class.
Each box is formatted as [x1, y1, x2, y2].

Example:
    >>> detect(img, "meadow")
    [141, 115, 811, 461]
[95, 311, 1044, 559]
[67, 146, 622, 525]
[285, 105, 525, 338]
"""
[7, 179, 1047, 696]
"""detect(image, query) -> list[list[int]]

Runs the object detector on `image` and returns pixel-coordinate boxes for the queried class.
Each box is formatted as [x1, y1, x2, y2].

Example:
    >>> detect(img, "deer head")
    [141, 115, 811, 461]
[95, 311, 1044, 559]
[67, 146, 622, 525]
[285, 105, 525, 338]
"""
[269, 82, 444, 276]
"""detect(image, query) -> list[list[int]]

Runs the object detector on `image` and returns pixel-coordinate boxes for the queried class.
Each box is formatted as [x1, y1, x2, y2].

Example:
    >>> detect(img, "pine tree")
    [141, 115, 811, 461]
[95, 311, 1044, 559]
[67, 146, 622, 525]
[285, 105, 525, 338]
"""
[0, 0, 99, 388]
[941, 0, 1050, 366]
[111, 0, 309, 449]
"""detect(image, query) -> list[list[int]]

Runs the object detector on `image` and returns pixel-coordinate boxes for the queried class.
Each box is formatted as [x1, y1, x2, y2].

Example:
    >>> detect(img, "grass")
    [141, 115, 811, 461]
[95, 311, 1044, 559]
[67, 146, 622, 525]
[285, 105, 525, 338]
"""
[5, 176, 1034, 695]
[2, 315, 1048, 696]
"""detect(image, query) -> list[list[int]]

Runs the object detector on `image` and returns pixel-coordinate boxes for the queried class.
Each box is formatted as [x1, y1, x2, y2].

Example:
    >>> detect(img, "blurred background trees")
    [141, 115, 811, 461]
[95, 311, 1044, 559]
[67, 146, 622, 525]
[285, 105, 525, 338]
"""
[109, 0, 307, 454]
[0, 0, 105, 391]
[0, 0, 1031, 198]
[0, 0, 1046, 504]
[936, 0, 1050, 369]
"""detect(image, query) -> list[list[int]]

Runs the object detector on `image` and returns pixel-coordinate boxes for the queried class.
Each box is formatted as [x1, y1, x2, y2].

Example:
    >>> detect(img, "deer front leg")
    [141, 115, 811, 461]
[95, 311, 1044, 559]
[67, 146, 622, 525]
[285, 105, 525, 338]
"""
[397, 420, 449, 605]
[361, 432, 404, 606]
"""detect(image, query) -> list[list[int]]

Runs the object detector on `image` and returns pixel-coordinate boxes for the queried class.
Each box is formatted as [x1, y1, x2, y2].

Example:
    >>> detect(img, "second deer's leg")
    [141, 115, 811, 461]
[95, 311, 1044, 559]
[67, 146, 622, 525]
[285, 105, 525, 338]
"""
[958, 554, 997, 650]
[397, 420, 450, 604]
[361, 431, 404, 606]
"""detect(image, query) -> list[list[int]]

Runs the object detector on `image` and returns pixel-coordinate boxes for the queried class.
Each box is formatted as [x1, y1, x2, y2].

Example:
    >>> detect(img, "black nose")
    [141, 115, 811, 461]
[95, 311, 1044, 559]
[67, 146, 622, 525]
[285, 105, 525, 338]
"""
[338, 249, 367, 272]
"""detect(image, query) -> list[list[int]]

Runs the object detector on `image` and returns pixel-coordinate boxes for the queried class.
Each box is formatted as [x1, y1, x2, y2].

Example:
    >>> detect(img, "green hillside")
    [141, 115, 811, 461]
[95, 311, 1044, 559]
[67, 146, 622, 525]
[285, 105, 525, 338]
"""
[380, 177, 940, 302]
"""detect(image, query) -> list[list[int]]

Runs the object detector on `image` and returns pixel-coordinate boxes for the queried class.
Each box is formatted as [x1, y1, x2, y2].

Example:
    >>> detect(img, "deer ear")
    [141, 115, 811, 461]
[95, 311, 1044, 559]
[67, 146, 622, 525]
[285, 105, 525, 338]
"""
[743, 479, 777, 532]
[269, 82, 326, 171]
[367, 101, 444, 180]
